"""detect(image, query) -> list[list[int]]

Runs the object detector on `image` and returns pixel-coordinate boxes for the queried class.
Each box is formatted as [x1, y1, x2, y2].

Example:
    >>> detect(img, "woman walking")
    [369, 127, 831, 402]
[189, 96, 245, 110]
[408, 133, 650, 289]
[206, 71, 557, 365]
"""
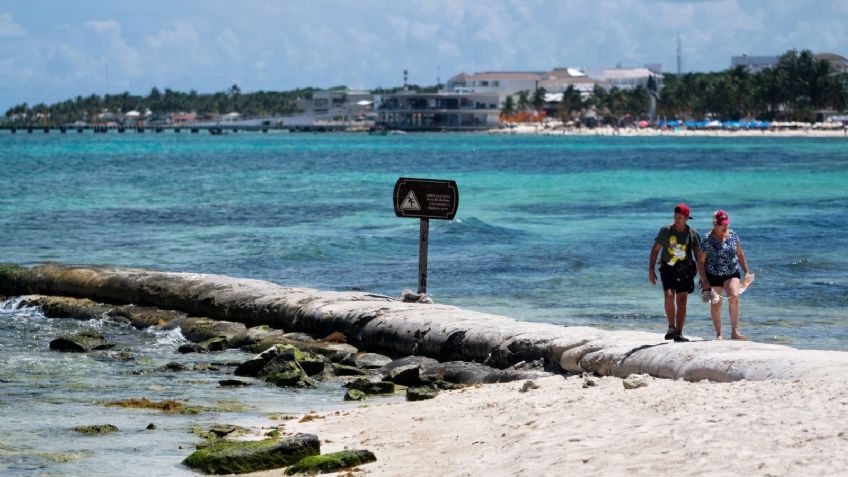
[696, 210, 751, 340]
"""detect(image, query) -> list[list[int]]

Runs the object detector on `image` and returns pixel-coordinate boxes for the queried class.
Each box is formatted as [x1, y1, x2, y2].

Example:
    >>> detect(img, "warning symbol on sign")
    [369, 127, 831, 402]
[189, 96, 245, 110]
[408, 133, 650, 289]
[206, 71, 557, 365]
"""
[399, 190, 421, 211]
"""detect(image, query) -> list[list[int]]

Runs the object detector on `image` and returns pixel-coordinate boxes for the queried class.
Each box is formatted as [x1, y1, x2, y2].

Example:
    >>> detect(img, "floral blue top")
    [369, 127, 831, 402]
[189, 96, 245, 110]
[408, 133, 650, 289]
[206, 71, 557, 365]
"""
[701, 230, 741, 276]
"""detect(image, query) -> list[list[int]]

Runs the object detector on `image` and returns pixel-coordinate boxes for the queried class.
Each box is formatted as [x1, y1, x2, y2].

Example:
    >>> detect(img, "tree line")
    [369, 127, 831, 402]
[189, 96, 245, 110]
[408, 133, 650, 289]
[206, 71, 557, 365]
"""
[502, 49, 847, 124]
[3, 85, 320, 125]
[2, 82, 445, 126]
[4, 49, 846, 126]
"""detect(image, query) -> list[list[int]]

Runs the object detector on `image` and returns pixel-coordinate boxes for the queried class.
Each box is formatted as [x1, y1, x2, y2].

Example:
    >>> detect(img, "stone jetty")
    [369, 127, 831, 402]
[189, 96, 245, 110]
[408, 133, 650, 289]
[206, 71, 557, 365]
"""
[2, 263, 847, 382]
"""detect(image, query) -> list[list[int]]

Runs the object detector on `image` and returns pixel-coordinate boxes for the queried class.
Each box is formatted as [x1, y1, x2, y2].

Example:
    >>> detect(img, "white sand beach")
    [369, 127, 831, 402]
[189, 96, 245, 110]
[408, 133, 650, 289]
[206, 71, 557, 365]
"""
[250, 373, 848, 477]
[490, 124, 848, 138]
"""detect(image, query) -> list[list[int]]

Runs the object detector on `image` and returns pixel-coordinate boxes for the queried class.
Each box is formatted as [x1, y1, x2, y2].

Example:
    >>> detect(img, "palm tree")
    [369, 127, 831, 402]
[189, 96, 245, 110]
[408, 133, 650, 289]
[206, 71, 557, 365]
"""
[531, 87, 547, 112]
[516, 90, 531, 113]
[558, 85, 582, 120]
[500, 96, 516, 118]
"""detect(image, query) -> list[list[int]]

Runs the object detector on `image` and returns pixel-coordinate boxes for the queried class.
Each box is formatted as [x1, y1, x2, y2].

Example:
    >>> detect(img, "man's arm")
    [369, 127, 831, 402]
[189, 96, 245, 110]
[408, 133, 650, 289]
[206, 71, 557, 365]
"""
[649, 243, 661, 285]
[696, 247, 709, 290]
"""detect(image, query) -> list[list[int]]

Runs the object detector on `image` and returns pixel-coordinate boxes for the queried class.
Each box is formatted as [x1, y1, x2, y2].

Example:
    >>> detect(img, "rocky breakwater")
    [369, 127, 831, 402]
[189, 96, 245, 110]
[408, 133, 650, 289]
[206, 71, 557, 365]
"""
[3, 263, 848, 382]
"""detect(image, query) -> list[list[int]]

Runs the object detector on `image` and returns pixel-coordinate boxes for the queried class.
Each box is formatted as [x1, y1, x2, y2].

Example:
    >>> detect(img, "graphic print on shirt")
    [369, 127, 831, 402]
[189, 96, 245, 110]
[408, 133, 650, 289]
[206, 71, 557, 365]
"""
[666, 236, 688, 266]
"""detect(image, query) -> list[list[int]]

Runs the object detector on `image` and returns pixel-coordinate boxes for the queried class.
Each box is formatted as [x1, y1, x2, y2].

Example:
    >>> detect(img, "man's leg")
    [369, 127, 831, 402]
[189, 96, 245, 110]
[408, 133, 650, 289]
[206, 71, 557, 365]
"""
[675, 292, 688, 332]
[663, 288, 676, 327]
[663, 288, 676, 339]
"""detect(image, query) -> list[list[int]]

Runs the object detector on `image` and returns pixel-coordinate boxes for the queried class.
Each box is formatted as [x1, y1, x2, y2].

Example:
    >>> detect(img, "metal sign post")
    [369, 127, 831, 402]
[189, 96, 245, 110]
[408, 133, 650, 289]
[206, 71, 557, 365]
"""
[418, 218, 429, 294]
[393, 177, 459, 296]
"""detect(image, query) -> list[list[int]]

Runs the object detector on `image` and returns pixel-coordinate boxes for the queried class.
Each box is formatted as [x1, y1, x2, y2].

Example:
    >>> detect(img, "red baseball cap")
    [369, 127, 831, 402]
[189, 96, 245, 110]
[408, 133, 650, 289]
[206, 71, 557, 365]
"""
[674, 203, 692, 219]
[714, 209, 730, 225]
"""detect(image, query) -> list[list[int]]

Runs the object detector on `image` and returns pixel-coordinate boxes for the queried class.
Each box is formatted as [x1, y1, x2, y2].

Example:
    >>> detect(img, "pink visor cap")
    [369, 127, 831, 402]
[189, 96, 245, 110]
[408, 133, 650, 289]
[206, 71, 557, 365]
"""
[714, 210, 730, 225]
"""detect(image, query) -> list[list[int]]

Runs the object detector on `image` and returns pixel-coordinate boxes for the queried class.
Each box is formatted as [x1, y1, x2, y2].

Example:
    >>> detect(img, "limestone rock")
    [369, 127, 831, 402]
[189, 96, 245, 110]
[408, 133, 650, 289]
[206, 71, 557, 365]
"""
[332, 364, 367, 376]
[353, 352, 392, 369]
[344, 378, 395, 395]
[49, 331, 115, 352]
[10, 264, 848, 384]
[387, 364, 422, 386]
[519, 380, 539, 393]
[406, 386, 439, 401]
[623, 374, 649, 390]
[379, 356, 444, 382]
[22, 295, 112, 320]
[441, 361, 550, 385]
[178, 336, 229, 354]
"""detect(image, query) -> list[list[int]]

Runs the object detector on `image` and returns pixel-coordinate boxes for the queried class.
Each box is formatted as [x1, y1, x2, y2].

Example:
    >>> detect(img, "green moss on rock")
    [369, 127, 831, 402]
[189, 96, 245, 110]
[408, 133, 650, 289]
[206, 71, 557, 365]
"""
[72, 424, 119, 434]
[0, 264, 25, 294]
[49, 331, 115, 352]
[344, 389, 366, 401]
[285, 449, 376, 475]
[104, 397, 207, 414]
[182, 433, 320, 475]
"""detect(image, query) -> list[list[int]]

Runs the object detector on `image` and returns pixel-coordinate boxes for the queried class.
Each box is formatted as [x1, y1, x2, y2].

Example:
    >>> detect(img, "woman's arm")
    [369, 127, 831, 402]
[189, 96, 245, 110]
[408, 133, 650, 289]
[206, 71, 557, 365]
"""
[737, 242, 749, 275]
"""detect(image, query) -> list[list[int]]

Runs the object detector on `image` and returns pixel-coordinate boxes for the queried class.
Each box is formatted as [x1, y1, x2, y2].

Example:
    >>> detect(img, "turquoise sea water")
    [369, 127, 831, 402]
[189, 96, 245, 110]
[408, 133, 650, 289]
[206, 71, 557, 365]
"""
[1, 131, 847, 474]
[3, 132, 846, 347]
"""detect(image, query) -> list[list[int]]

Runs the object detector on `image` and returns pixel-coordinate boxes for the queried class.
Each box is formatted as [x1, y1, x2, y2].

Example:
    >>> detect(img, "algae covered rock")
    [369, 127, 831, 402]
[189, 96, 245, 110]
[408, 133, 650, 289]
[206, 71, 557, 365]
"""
[72, 424, 119, 434]
[23, 295, 113, 320]
[178, 336, 229, 354]
[344, 389, 366, 401]
[406, 386, 439, 401]
[352, 352, 392, 369]
[285, 449, 376, 475]
[344, 378, 395, 395]
[49, 331, 115, 352]
[182, 433, 320, 475]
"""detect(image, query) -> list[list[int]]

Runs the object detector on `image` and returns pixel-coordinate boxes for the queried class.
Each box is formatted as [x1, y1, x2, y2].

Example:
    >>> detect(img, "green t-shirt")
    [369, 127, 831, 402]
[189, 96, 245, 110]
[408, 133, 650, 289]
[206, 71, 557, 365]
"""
[655, 225, 700, 267]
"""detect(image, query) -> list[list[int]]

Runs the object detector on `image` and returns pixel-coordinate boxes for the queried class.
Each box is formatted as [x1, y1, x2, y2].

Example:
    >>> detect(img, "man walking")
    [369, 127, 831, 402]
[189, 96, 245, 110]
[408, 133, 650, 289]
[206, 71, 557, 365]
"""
[649, 203, 701, 342]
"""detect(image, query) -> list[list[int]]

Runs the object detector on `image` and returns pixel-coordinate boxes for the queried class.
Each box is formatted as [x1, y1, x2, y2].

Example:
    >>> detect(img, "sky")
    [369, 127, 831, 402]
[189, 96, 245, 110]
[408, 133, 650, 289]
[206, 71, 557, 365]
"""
[1, 0, 847, 112]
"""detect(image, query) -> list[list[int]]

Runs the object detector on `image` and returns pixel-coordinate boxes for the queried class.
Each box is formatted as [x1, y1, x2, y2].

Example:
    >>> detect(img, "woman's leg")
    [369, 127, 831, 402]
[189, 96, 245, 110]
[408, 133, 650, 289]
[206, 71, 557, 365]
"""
[725, 277, 746, 340]
[710, 286, 724, 339]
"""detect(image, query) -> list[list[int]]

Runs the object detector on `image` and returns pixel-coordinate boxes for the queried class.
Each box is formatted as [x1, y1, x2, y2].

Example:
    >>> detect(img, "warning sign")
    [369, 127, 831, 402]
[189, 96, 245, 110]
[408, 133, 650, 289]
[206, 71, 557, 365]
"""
[393, 177, 459, 220]
[399, 190, 421, 211]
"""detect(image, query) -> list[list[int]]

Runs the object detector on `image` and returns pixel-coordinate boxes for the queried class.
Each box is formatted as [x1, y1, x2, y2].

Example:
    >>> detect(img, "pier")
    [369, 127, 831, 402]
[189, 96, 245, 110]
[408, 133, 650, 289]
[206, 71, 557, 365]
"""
[0, 124, 364, 134]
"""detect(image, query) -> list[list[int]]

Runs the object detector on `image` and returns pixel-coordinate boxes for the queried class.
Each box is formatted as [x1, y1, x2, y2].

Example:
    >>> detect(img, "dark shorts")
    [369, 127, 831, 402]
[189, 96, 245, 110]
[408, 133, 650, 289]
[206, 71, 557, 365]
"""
[706, 270, 741, 288]
[659, 264, 695, 294]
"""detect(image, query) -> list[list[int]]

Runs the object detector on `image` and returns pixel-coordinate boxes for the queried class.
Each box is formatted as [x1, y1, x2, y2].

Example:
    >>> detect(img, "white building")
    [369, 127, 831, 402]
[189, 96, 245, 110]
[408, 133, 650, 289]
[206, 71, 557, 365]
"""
[599, 67, 661, 90]
[731, 55, 780, 73]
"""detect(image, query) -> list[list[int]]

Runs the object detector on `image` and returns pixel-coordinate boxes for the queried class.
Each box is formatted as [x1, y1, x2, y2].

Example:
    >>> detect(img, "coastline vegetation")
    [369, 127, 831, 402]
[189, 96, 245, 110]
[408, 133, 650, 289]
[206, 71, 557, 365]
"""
[505, 50, 848, 124]
[3, 49, 845, 127]
[1, 82, 442, 127]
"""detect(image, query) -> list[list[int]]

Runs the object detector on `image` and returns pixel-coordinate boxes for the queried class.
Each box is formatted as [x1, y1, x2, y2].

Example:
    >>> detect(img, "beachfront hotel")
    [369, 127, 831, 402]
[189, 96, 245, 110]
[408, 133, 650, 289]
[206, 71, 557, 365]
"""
[375, 66, 660, 131]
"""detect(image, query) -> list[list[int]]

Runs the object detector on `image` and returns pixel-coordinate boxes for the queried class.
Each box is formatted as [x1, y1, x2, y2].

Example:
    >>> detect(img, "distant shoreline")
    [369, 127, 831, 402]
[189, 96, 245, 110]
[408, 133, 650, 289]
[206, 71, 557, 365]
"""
[489, 124, 848, 137]
[3, 123, 847, 137]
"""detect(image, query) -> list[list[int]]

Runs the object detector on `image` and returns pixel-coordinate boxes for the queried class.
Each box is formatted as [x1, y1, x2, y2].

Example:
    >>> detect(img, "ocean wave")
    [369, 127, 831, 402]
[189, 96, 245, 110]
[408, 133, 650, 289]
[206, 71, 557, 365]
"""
[141, 326, 188, 350]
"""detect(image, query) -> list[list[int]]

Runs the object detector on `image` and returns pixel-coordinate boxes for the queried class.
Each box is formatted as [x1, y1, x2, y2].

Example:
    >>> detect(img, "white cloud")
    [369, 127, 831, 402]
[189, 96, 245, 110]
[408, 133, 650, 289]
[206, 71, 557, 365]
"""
[84, 19, 120, 35]
[84, 19, 143, 77]
[216, 28, 241, 61]
[0, 58, 33, 82]
[409, 22, 439, 43]
[3, 0, 848, 111]
[145, 20, 199, 49]
[0, 13, 25, 37]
